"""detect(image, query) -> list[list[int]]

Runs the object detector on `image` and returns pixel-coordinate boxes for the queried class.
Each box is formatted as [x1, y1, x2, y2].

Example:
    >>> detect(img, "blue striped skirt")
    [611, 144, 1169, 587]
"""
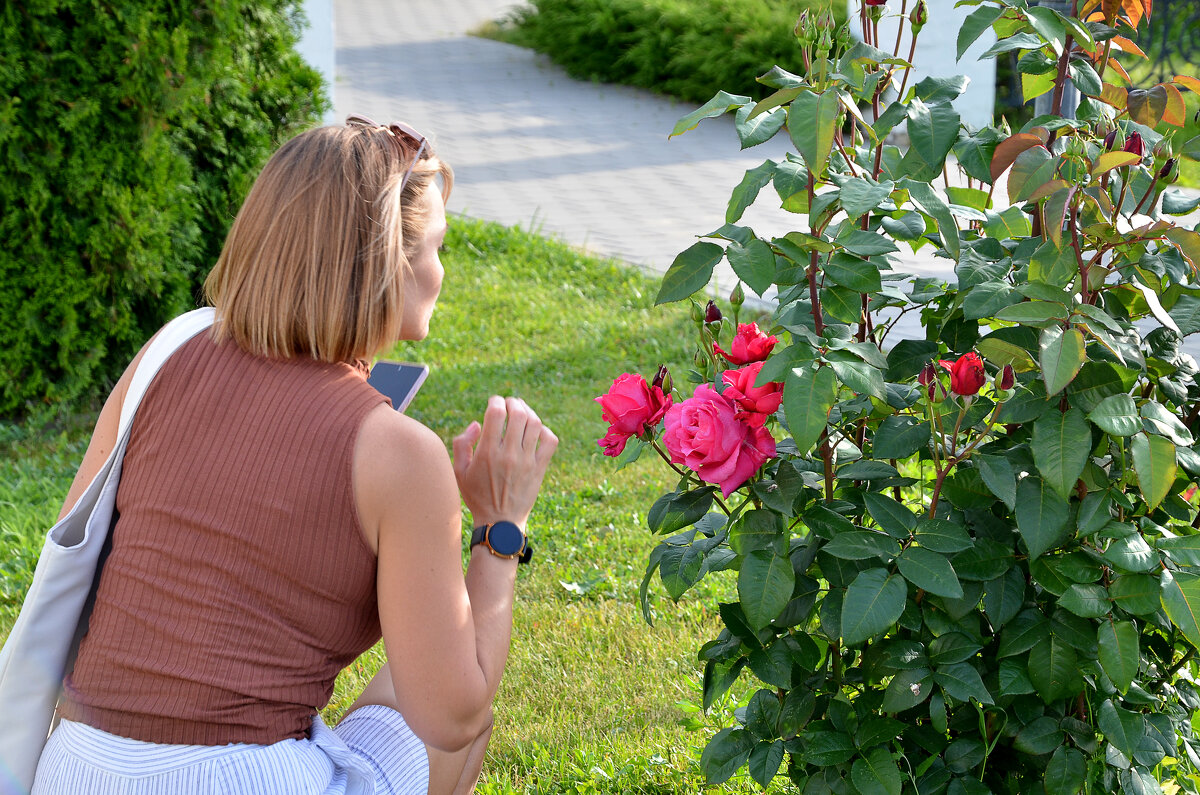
[31, 706, 428, 794]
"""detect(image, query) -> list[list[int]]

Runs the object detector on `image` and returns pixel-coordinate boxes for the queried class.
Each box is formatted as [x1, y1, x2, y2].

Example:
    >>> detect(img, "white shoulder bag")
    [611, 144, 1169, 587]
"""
[0, 307, 215, 794]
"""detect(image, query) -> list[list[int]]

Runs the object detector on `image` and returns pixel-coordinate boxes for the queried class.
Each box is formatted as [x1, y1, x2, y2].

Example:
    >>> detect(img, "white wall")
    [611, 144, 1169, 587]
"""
[849, 0, 997, 129]
[294, 0, 337, 125]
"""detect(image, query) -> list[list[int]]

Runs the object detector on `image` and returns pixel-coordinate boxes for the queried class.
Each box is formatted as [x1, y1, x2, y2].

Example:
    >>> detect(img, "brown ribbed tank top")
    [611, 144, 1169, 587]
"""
[59, 332, 387, 745]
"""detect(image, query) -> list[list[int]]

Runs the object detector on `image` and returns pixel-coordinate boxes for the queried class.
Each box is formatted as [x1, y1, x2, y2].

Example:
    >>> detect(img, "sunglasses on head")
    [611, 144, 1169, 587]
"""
[345, 114, 429, 193]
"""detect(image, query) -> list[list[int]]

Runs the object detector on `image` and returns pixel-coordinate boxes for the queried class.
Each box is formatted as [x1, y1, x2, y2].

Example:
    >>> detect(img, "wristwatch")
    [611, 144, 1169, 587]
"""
[470, 521, 533, 564]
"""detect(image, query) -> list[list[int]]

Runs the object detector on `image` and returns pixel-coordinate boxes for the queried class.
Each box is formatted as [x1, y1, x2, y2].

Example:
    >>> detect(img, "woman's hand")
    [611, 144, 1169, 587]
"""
[451, 396, 558, 529]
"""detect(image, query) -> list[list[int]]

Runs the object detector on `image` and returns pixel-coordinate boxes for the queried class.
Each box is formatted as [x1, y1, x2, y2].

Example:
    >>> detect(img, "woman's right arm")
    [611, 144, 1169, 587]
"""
[354, 396, 556, 752]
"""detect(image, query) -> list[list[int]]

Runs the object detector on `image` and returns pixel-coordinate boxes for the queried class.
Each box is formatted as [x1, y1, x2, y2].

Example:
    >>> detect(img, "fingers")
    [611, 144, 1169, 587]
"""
[534, 425, 559, 469]
[451, 421, 482, 476]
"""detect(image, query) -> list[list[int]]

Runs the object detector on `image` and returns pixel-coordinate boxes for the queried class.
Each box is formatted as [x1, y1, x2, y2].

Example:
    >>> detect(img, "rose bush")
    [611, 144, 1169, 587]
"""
[599, 0, 1200, 791]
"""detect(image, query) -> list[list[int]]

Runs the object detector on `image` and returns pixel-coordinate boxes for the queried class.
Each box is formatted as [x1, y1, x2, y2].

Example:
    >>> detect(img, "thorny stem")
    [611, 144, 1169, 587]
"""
[1097, 38, 1113, 80]
[1049, 34, 1076, 121]
[808, 177, 826, 337]
[1165, 646, 1197, 679]
[892, 0, 909, 58]
[895, 32, 920, 107]
[1113, 170, 1131, 228]
[1071, 202, 1090, 304]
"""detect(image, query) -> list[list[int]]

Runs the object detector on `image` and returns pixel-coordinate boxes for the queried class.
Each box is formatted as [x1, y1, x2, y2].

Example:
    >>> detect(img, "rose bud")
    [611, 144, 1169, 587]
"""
[909, 0, 927, 32]
[1103, 129, 1118, 151]
[1159, 158, 1178, 182]
[927, 381, 946, 403]
[997, 364, 1015, 391]
[864, 0, 886, 5]
[652, 364, 672, 395]
[730, 282, 745, 309]
[1123, 132, 1145, 157]
[937, 352, 986, 396]
[705, 300, 723, 324]
[714, 322, 778, 365]
[917, 361, 937, 386]
[721, 362, 784, 427]
[690, 301, 704, 325]
[595, 373, 672, 457]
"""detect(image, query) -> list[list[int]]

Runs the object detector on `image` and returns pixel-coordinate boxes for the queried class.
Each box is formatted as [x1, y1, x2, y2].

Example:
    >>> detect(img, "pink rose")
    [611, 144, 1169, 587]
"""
[713, 323, 778, 365]
[721, 362, 783, 427]
[595, 373, 672, 457]
[662, 385, 776, 497]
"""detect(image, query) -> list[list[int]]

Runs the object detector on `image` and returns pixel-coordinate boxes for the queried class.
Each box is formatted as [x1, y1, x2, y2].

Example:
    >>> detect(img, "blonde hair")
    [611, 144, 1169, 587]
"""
[204, 124, 454, 362]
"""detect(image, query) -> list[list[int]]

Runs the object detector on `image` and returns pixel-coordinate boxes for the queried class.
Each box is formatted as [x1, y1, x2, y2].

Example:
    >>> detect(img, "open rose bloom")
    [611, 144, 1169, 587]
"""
[721, 362, 783, 427]
[595, 373, 671, 456]
[713, 323, 777, 365]
[662, 385, 775, 497]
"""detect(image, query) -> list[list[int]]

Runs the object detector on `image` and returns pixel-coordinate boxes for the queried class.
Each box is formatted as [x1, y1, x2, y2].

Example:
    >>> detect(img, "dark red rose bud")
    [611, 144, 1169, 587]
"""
[1123, 132, 1145, 157]
[998, 364, 1015, 391]
[652, 364, 668, 389]
[1159, 158, 1177, 180]
[705, 300, 723, 324]
[1103, 129, 1118, 151]
[910, 0, 927, 31]
[938, 352, 986, 396]
[864, 0, 887, 5]
[918, 361, 937, 386]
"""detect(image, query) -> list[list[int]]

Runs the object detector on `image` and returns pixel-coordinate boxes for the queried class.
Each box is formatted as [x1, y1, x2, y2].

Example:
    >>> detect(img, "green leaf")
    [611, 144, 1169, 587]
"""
[934, 662, 994, 705]
[659, 542, 706, 600]
[1141, 402, 1194, 446]
[902, 178, 960, 259]
[842, 568, 908, 646]
[902, 99, 961, 182]
[839, 230, 900, 258]
[739, 550, 795, 630]
[788, 90, 840, 178]
[839, 177, 895, 218]
[735, 104, 786, 149]
[872, 415, 931, 460]
[824, 530, 902, 561]
[700, 727, 754, 785]
[729, 509, 784, 556]
[825, 252, 882, 293]
[1098, 619, 1138, 693]
[984, 567, 1026, 627]
[1039, 326, 1086, 396]
[981, 32, 1045, 58]
[1014, 716, 1064, 755]
[882, 667, 932, 712]
[802, 730, 857, 766]
[1157, 535, 1200, 566]
[963, 281, 1018, 321]
[1103, 533, 1158, 573]
[898, 546, 964, 598]
[773, 159, 810, 213]
[864, 492, 919, 538]
[851, 746, 903, 795]
[1131, 432, 1176, 511]
[830, 357, 886, 401]
[837, 460, 900, 480]
[671, 91, 751, 138]
[994, 300, 1070, 326]
[727, 160, 777, 224]
[1109, 574, 1161, 616]
[929, 633, 983, 665]
[1033, 408, 1091, 498]
[998, 609, 1051, 657]
[1015, 476, 1070, 559]
[1059, 583, 1111, 618]
[977, 453, 1017, 510]
[748, 740, 784, 789]
[958, 5, 1005, 60]
[977, 337, 1038, 372]
[1089, 394, 1140, 437]
[1045, 747, 1086, 795]
[784, 366, 837, 454]
[1161, 569, 1200, 648]
[648, 488, 716, 534]
[983, 205, 1033, 239]
[726, 238, 776, 297]
[1097, 700, 1146, 762]
[999, 658, 1037, 696]
[1028, 636, 1080, 703]
[656, 242, 723, 304]
[914, 519, 973, 554]
[953, 538, 1015, 581]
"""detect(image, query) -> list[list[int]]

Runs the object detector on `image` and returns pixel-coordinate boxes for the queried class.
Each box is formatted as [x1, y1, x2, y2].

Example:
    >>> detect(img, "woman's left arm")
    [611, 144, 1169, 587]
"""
[56, 338, 154, 520]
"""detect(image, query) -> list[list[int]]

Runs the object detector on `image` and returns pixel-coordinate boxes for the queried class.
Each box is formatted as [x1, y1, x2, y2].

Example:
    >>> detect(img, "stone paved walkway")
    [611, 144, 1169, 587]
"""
[334, 0, 1200, 350]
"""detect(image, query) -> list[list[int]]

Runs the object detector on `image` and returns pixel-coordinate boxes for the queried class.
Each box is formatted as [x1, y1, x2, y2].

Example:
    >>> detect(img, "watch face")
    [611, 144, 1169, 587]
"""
[488, 522, 525, 556]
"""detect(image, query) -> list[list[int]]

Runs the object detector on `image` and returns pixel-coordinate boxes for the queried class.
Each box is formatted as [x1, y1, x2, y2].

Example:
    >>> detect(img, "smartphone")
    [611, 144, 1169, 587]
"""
[368, 361, 429, 412]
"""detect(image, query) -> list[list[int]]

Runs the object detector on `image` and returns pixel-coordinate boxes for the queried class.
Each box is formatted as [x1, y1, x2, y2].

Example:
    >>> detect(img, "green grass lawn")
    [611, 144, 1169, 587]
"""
[0, 217, 789, 793]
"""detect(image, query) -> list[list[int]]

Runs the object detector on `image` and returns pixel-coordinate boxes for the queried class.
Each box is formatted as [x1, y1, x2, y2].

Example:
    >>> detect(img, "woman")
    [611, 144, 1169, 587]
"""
[32, 116, 557, 794]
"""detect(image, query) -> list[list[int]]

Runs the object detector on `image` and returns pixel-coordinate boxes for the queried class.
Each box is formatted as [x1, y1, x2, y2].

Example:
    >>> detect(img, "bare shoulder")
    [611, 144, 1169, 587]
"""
[353, 404, 459, 554]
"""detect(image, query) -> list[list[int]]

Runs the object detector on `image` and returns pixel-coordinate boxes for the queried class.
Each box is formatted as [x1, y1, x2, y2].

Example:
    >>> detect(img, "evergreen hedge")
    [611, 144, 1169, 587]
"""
[494, 0, 832, 106]
[0, 2, 326, 417]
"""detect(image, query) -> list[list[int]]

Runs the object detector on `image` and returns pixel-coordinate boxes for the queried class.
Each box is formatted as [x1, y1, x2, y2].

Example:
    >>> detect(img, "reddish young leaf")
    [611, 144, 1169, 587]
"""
[1126, 85, 1168, 127]
[1110, 35, 1146, 58]
[1122, 0, 1147, 29]
[991, 134, 1046, 182]
[1097, 83, 1128, 110]
[1162, 83, 1186, 127]
[1175, 75, 1200, 95]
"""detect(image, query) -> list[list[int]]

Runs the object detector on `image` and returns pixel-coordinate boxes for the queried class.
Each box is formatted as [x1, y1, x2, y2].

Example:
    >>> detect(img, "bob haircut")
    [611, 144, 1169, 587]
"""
[204, 123, 454, 363]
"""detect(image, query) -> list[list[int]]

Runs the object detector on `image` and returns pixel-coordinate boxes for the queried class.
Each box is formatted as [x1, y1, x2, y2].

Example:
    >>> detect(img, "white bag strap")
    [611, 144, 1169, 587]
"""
[117, 307, 215, 436]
